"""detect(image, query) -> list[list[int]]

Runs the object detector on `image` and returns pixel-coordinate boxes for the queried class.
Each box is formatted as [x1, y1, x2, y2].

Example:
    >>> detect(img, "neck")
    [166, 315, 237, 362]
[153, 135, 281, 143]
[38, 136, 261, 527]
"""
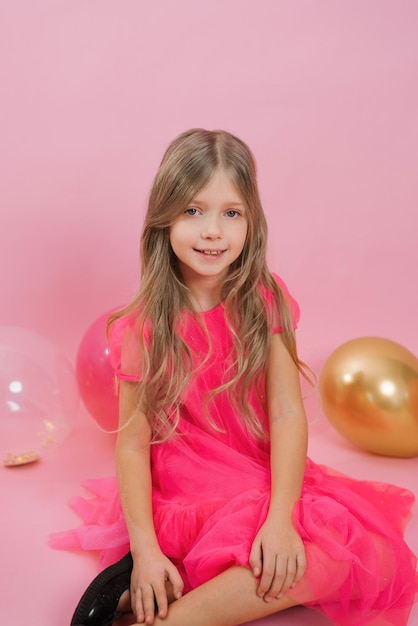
[186, 277, 223, 312]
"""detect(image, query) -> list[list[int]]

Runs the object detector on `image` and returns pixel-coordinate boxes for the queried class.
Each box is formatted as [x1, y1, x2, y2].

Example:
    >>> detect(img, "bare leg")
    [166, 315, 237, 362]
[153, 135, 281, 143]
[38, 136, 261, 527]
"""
[139, 566, 300, 626]
[117, 590, 133, 612]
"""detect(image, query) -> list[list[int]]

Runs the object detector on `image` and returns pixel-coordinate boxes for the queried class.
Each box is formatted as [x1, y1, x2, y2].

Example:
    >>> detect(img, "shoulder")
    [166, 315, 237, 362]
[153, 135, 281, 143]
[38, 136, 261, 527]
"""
[260, 271, 301, 331]
[107, 311, 146, 381]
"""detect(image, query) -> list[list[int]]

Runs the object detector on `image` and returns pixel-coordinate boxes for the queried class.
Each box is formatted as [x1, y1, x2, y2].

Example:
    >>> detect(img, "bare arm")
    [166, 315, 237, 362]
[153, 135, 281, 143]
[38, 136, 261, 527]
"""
[115, 381, 183, 624]
[249, 333, 308, 601]
[116, 381, 157, 554]
[266, 333, 308, 518]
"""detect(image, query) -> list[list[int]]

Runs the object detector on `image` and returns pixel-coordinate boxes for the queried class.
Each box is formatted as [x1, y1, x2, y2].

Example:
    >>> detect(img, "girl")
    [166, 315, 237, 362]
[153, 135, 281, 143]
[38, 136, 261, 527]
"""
[52, 129, 417, 626]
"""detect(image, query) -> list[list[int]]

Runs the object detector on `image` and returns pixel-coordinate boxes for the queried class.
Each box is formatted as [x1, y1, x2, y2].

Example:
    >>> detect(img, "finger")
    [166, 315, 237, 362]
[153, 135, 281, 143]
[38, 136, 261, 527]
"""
[167, 565, 184, 600]
[152, 579, 169, 619]
[262, 556, 288, 601]
[141, 584, 156, 625]
[272, 556, 296, 598]
[256, 554, 276, 597]
[249, 539, 263, 578]
[131, 583, 145, 623]
[274, 551, 306, 598]
[291, 551, 307, 587]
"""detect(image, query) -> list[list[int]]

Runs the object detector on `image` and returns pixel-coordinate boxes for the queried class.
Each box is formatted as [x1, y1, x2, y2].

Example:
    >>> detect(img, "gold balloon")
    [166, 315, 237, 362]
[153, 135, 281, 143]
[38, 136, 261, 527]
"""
[319, 337, 418, 457]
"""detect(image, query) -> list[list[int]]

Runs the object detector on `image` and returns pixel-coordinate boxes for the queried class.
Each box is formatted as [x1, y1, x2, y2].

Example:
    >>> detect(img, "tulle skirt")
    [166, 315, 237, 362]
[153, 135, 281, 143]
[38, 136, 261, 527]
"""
[50, 437, 418, 626]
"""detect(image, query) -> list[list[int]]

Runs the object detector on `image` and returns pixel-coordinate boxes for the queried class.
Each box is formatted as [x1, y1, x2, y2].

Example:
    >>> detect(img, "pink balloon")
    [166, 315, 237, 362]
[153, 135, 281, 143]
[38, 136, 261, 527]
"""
[76, 311, 119, 432]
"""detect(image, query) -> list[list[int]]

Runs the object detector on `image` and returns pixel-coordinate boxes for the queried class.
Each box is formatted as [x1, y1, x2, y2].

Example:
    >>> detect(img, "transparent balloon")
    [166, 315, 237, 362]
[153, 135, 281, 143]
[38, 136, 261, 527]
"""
[0, 326, 79, 466]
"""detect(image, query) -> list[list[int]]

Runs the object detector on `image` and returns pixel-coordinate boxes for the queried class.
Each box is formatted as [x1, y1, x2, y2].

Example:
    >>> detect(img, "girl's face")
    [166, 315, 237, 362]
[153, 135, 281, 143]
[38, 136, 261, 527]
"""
[169, 170, 248, 292]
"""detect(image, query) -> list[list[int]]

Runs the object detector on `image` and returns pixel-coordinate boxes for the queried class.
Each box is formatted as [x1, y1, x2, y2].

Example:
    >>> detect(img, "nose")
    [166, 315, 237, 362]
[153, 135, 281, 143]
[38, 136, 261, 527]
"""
[201, 214, 222, 240]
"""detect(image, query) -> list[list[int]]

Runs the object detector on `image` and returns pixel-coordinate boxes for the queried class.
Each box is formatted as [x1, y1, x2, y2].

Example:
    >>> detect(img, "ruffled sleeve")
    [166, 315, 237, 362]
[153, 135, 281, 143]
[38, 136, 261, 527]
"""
[107, 313, 142, 382]
[269, 272, 301, 333]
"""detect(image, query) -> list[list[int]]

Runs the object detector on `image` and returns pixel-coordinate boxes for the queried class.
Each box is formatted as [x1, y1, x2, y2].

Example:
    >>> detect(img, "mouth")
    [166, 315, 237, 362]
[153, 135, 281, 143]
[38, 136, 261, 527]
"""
[194, 249, 226, 256]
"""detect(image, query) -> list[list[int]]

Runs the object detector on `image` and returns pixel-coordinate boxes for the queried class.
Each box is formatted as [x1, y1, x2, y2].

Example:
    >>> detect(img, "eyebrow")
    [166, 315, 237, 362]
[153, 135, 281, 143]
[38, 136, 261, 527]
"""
[190, 199, 245, 207]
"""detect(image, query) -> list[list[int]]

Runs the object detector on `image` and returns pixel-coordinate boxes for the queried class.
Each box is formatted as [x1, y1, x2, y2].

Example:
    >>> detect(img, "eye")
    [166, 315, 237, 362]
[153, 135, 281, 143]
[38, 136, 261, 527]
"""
[185, 207, 199, 216]
[225, 210, 240, 218]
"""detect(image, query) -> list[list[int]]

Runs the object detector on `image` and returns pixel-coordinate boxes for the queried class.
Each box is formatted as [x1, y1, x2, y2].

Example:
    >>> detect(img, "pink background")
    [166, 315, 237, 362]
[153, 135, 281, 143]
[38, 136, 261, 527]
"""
[1, 1, 418, 624]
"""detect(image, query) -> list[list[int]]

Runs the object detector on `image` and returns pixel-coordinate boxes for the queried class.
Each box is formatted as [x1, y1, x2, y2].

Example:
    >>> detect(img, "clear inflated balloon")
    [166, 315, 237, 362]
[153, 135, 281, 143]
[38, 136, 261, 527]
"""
[0, 327, 79, 466]
[319, 337, 418, 457]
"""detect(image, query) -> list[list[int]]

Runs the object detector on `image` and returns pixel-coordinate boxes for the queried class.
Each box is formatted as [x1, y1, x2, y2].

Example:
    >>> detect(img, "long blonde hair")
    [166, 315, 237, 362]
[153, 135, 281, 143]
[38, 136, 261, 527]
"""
[109, 128, 308, 440]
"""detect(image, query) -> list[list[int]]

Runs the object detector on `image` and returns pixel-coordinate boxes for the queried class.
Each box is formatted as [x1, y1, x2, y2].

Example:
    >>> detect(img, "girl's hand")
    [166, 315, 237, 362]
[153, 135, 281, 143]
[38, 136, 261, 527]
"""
[249, 516, 306, 602]
[130, 549, 184, 624]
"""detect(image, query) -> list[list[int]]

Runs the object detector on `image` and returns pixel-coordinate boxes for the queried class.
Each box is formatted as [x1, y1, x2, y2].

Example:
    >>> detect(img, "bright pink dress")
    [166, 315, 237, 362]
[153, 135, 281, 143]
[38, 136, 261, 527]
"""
[50, 275, 418, 625]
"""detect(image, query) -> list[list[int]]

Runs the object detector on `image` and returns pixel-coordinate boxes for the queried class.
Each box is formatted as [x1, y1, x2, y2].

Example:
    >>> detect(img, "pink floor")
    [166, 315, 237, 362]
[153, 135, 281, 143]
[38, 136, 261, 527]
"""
[3, 396, 418, 626]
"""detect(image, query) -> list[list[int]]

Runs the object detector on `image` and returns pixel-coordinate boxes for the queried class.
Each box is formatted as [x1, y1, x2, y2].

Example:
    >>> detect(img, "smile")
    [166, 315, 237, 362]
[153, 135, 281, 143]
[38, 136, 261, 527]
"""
[195, 249, 225, 256]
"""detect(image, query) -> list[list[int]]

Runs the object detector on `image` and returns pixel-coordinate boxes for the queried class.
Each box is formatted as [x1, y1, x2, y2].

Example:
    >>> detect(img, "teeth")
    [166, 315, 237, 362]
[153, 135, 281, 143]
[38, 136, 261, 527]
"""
[202, 250, 222, 255]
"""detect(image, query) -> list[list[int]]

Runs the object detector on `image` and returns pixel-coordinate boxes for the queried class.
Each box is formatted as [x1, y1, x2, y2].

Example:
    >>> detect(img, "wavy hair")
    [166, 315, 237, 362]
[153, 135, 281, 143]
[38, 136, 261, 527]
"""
[109, 129, 310, 441]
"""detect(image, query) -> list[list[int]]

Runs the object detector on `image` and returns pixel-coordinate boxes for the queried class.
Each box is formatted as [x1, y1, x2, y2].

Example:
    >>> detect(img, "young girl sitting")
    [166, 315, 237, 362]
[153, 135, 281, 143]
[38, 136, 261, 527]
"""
[52, 128, 417, 626]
